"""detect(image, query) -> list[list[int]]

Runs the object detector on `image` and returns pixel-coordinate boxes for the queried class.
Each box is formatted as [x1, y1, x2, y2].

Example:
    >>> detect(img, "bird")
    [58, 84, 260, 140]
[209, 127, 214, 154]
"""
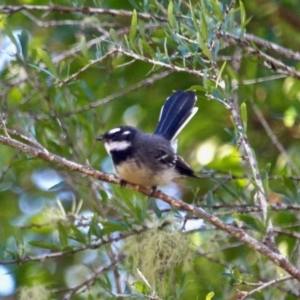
[97, 90, 198, 189]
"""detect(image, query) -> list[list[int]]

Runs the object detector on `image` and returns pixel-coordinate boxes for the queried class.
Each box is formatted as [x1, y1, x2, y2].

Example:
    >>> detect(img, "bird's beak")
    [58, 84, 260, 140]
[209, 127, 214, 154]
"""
[96, 136, 104, 141]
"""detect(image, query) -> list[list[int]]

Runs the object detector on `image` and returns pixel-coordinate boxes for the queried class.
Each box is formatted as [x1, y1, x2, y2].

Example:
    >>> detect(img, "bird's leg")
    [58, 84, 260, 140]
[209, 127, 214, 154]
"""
[120, 179, 127, 187]
[150, 186, 157, 197]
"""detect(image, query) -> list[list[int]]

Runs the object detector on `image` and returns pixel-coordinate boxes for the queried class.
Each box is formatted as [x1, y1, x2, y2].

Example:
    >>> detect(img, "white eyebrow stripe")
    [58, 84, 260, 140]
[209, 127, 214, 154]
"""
[108, 127, 121, 135]
[122, 131, 131, 135]
[104, 141, 131, 152]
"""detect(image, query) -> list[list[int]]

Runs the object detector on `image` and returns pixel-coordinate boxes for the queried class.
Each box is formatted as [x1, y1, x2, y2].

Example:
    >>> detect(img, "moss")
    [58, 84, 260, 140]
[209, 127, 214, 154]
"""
[123, 216, 194, 297]
[19, 285, 49, 300]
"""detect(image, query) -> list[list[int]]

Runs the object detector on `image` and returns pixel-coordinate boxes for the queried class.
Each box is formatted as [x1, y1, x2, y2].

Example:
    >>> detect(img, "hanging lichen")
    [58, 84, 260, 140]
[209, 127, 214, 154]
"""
[122, 216, 194, 297]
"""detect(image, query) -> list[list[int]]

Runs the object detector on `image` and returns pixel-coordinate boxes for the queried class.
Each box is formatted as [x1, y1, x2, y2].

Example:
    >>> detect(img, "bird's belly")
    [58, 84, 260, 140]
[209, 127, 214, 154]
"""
[115, 160, 176, 187]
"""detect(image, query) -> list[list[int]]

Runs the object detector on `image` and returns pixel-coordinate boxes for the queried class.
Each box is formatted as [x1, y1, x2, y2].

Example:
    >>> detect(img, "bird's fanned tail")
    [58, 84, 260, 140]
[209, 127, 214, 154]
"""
[154, 90, 198, 141]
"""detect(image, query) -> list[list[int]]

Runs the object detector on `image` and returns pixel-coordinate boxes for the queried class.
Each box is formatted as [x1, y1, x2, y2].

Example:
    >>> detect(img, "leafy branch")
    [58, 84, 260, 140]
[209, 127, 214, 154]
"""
[1, 132, 300, 282]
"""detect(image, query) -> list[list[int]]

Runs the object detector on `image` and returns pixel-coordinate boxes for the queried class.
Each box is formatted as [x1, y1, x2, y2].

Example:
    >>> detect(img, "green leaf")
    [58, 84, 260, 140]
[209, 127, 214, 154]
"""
[206, 190, 213, 210]
[29, 241, 61, 251]
[138, 39, 144, 56]
[190, 1, 200, 33]
[220, 272, 234, 279]
[80, 35, 90, 59]
[211, 87, 224, 101]
[58, 60, 67, 78]
[88, 293, 94, 300]
[109, 28, 118, 43]
[138, 39, 156, 57]
[210, 0, 223, 21]
[102, 218, 128, 235]
[120, 193, 139, 216]
[132, 281, 150, 294]
[239, 0, 246, 26]
[205, 291, 215, 300]
[163, 37, 170, 63]
[99, 190, 109, 204]
[199, 0, 207, 15]
[167, 1, 175, 29]
[240, 102, 247, 132]
[282, 176, 297, 200]
[233, 267, 242, 282]
[261, 163, 271, 194]
[14, 229, 24, 247]
[48, 180, 66, 191]
[18, 30, 29, 60]
[129, 9, 138, 49]
[124, 34, 130, 49]
[70, 224, 86, 244]
[200, 12, 208, 42]
[197, 32, 212, 60]
[139, 20, 146, 40]
[134, 197, 148, 223]
[57, 222, 68, 248]
[148, 197, 162, 218]
[233, 213, 266, 233]
[88, 214, 103, 238]
[37, 48, 58, 78]
[189, 85, 207, 92]
[216, 61, 226, 86]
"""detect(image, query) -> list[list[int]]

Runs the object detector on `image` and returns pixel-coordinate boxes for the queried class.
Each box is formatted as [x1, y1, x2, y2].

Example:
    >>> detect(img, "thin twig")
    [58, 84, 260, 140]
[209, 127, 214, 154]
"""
[244, 33, 300, 61]
[0, 5, 167, 22]
[238, 275, 293, 299]
[61, 70, 174, 116]
[209, 0, 235, 56]
[58, 49, 117, 86]
[116, 47, 214, 79]
[62, 255, 125, 299]
[251, 103, 299, 174]
[0, 228, 147, 265]
[218, 32, 300, 80]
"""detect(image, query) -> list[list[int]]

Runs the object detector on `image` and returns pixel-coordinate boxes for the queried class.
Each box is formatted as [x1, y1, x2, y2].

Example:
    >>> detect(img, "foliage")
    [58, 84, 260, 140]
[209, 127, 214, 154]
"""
[1, 0, 300, 299]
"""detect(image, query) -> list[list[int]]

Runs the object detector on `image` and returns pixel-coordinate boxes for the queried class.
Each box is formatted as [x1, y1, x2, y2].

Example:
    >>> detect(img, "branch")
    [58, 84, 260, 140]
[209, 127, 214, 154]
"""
[238, 275, 293, 299]
[244, 33, 300, 61]
[1, 134, 300, 281]
[0, 227, 148, 265]
[219, 32, 300, 80]
[251, 103, 299, 173]
[61, 70, 174, 116]
[0, 5, 167, 21]
[228, 97, 269, 219]
[57, 49, 118, 86]
[62, 255, 125, 299]
[116, 47, 214, 80]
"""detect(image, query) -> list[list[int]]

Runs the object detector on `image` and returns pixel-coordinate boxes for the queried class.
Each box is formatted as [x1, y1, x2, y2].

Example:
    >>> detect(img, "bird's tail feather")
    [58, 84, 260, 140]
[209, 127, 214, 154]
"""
[154, 90, 198, 140]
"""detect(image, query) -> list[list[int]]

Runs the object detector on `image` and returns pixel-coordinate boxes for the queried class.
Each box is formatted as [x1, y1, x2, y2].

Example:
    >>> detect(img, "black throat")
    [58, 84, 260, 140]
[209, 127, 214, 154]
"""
[110, 147, 133, 165]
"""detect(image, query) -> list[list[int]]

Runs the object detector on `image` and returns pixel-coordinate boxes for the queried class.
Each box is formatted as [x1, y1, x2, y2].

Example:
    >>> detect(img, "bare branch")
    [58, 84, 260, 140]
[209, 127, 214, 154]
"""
[244, 33, 300, 61]
[62, 255, 125, 299]
[238, 275, 293, 299]
[251, 103, 299, 174]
